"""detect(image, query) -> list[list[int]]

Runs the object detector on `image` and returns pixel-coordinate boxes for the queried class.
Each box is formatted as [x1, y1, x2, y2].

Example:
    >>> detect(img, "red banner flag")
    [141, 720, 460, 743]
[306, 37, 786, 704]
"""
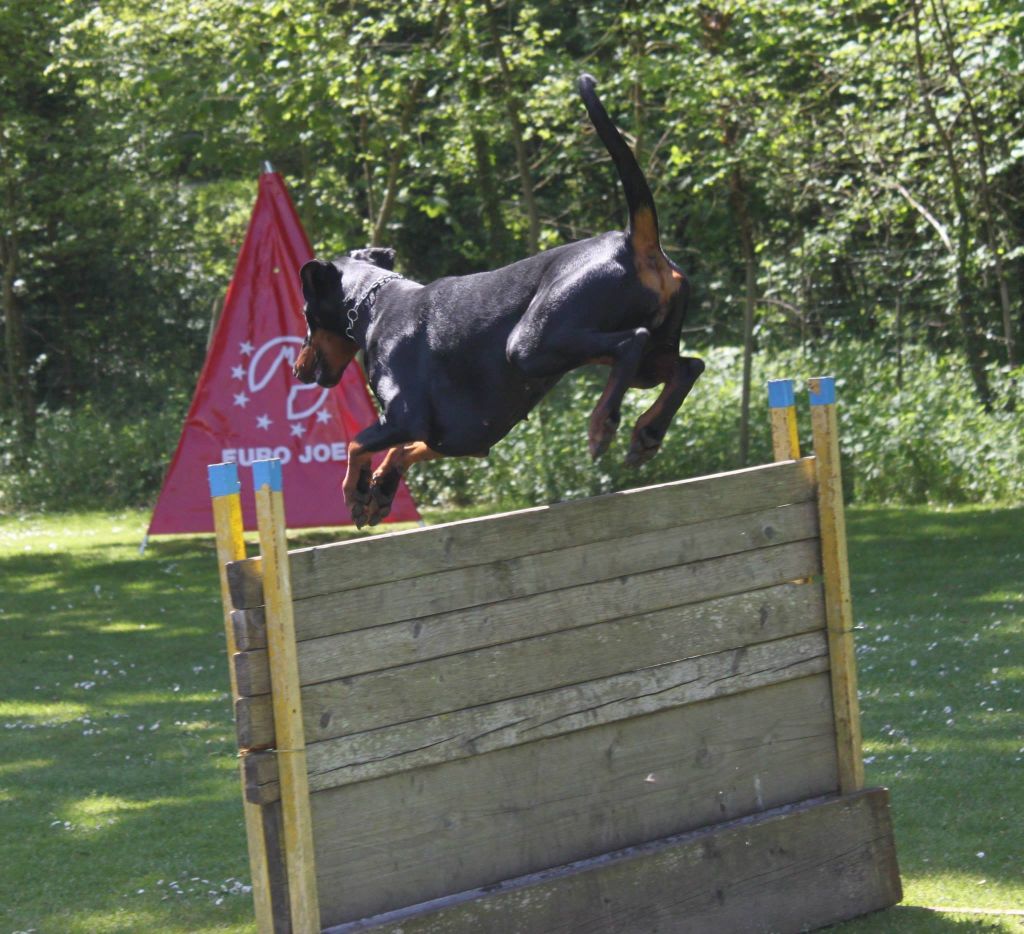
[147, 171, 420, 534]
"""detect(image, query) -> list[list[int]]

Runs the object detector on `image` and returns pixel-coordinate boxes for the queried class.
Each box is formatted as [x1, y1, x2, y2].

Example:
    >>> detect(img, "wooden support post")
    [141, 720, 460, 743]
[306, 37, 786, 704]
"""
[767, 378, 801, 461]
[253, 459, 321, 934]
[208, 463, 280, 933]
[807, 377, 865, 794]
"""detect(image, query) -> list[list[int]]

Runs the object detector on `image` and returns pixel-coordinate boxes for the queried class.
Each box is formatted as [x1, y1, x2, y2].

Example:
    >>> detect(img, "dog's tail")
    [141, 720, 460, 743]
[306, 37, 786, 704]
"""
[578, 73, 660, 252]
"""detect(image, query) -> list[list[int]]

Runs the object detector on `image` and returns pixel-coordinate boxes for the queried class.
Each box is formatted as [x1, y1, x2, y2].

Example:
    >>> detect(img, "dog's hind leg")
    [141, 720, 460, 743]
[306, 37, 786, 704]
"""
[626, 354, 704, 467]
[363, 442, 441, 527]
[586, 328, 652, 459]
[509, 323, 651, 459]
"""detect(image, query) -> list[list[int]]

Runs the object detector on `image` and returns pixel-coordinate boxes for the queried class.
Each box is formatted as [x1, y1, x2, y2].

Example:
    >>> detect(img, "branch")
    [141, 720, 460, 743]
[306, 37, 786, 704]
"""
[887, 180, 954, 254]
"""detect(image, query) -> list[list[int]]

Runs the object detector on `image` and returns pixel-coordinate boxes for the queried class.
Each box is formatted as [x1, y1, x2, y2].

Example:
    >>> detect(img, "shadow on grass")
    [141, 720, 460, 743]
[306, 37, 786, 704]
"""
[2, 503, 1021, 931]
[845, 506, 1023, 921]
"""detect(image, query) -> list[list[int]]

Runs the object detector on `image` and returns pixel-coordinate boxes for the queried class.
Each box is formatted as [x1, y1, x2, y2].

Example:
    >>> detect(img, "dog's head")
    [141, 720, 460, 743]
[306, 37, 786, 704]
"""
[293, 248, 397, 387]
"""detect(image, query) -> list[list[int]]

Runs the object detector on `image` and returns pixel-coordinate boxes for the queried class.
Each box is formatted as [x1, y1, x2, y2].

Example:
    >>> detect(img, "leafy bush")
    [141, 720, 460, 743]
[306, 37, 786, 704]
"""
[408, 341, 1024, 509]
[1, 343, 1021, 514]
[0, 397, 186, 513]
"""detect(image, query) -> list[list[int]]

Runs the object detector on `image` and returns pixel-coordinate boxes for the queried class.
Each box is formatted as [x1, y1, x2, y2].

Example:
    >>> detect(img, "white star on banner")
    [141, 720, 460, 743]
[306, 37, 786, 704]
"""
[256, 414, 272, 430]
[290, 423, 306, 437]
[315, 410, 331, 424]
[239, 341, 255, 356]
[231, 365, 245, 380]
[233, 392, 249, 408]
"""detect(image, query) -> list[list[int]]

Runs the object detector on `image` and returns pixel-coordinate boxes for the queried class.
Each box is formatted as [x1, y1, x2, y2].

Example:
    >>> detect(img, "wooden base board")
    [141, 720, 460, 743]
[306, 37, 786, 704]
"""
[323, 789, 901, 934]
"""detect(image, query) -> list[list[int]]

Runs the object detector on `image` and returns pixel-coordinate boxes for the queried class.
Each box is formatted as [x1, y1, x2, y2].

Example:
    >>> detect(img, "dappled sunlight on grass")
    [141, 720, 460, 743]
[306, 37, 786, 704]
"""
[41, 897, 256, 934]
[0, 758, 54, 775]
[832, 506, 1024, 928]
[2, 505, 1021, 933]
[0, 700, 89, 722]
[61, 793, 224, 837]
[841, 905, 1024, 933]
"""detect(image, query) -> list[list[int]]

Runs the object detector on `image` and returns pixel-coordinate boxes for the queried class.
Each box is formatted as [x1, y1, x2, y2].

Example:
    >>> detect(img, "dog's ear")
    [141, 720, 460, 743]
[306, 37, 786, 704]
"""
[300, 259, 342, 305]
[348, 246, 397, 270]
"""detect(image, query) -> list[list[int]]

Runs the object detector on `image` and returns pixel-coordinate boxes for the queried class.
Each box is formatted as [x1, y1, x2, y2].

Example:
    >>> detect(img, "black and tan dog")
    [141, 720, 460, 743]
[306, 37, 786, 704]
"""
[294, 74, 704, 527]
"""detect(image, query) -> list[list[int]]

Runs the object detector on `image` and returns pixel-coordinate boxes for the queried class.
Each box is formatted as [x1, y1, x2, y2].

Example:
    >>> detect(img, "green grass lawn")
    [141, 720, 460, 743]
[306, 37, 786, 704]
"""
[0, 503, 1021, 933]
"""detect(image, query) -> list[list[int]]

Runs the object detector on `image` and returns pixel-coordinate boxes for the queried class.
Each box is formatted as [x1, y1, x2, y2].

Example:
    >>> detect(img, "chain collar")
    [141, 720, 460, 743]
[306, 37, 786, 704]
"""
[346, 274, 404, 341]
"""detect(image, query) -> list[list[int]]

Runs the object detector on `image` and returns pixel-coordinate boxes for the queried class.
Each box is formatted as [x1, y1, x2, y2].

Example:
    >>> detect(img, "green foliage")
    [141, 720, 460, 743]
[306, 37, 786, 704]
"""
[405, 342, 1024, 510]
[813, 346, 1024, 504]
[0, 395, 187, 511]
[2, 343, 1020, 513]
[2, 0, 1023, 511]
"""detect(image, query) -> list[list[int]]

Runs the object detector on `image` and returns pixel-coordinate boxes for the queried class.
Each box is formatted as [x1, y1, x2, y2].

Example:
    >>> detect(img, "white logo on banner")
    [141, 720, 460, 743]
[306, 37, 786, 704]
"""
[247, 336, 329, 420]
[221, 337, 347, 465]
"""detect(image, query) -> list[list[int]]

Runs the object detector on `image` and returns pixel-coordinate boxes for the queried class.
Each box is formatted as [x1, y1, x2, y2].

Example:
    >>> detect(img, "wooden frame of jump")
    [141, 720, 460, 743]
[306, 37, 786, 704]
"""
[208, 376, 900, 934]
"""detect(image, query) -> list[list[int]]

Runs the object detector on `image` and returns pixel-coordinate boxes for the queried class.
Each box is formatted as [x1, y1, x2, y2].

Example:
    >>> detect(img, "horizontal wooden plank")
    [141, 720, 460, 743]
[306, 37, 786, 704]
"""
[293, 498, 818, 645]
[232, 608, 265, 652]
[233, 501, 819, 693]
[226, 459, 816, 610]
[234, 538, 823, 749]
[309, 674, 839, 927]
[292, 630, 827, 799]
[244, 582, 826, 801]
[227, 556, 263, 611]
[323, 788, 901, 934]
[242, 750, 278, 799]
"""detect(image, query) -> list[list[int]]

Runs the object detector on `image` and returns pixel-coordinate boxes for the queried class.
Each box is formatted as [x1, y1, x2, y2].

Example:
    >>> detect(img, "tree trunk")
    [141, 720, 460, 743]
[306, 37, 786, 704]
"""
[371, 83, 424, 247]
[928, 0, 1016, 368]
[57, 293, 74, 401]
[1, 204, 35, 450]
[471, 128, 510, 265]
[729, 166, 757, 467]
[910, 0, 993, 407]
[485, 0, 540, 254]
[370, 7, 450, 246]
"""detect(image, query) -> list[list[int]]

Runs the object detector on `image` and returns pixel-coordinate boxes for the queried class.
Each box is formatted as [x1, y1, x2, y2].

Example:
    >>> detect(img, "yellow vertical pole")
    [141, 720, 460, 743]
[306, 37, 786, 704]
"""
[208, 463, 278, 933]
[807, 377, 865, 794]
[767, 378, 801, 461]
[252, 458, 321, 934]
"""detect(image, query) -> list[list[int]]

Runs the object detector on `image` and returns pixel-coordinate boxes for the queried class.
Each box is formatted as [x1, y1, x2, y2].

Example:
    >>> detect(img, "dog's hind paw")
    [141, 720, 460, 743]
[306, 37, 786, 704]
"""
[626, 425, 662, 467]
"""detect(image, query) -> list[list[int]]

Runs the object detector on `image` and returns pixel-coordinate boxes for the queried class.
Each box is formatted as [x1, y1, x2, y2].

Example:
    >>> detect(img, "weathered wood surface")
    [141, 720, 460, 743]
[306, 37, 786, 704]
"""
[309, 674, 839, 928]
[234, 537, 823, 751]
[254, 482, 320, 934]
[233, 500, 818, 686]
[210, 485, 282, 933]
[243, 582, 826, 801]
[227, 459, 816, 610]
[771, 405, 801, 462]
[234, 519, 820, 700]
[232, 607, 265, 652]
[810, 382, 865, 795]
[323, 788, 901, 934]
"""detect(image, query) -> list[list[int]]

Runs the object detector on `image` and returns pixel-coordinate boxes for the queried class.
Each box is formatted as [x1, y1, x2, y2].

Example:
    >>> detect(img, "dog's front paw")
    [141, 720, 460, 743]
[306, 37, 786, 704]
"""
[348, 492, 371, 529]
[588, 409, 621, 460]
[626, 425, 663, 467]
[363, 466, 401, 527]
[343, 463, 373, 529]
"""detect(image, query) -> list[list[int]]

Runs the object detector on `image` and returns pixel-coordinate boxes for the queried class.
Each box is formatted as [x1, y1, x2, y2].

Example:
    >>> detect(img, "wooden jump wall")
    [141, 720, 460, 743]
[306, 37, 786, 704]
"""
[208, 376, 901, 934]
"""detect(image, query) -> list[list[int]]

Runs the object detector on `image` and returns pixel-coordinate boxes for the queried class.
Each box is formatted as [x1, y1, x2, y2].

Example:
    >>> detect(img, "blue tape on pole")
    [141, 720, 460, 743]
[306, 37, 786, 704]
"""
[207, 462, 240, 498]
[808, 376, 836, 406]
[252, 458, 283, 493]
[767, 379, 795, 409]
